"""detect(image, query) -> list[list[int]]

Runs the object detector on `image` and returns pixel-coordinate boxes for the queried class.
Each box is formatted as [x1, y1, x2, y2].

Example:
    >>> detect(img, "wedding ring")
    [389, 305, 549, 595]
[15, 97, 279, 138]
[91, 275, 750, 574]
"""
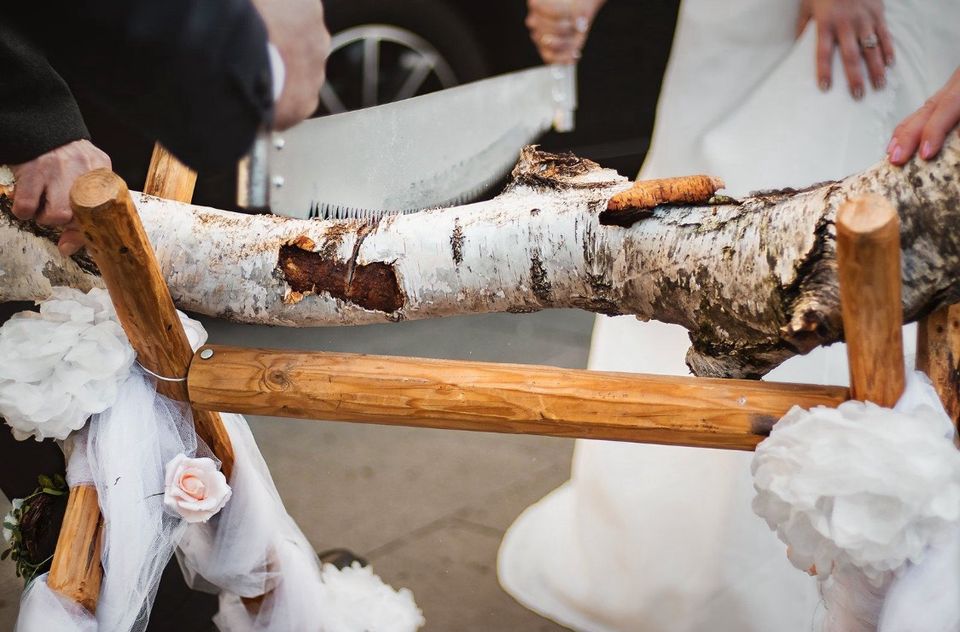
[860, 34, 879, 49]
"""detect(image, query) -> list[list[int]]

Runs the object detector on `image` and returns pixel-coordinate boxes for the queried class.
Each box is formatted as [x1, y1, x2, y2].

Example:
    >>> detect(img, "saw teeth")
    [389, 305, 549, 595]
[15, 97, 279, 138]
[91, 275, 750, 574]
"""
[310, 182, 498, 222]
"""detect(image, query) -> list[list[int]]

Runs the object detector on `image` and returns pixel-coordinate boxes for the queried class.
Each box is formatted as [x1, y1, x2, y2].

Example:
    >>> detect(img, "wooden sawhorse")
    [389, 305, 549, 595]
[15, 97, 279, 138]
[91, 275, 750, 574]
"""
[43, 162, 960, 617]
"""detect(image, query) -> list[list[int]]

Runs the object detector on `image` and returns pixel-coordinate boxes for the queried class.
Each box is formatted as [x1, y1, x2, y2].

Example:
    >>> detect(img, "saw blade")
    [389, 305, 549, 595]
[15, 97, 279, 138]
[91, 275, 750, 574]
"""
[270, 65, 576, 220]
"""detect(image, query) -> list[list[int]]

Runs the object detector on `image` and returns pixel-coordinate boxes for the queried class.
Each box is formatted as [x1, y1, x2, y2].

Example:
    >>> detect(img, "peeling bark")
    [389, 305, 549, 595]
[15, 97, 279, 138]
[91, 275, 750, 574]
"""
[2, 139, 960, 378]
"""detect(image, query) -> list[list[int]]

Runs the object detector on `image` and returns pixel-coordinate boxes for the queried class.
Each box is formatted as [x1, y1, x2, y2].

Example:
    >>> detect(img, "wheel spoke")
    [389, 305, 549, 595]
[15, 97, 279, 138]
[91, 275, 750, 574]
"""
[319, 83, 348, 115]
[362, 36, 381, 108]
[393, 56, 435, 102]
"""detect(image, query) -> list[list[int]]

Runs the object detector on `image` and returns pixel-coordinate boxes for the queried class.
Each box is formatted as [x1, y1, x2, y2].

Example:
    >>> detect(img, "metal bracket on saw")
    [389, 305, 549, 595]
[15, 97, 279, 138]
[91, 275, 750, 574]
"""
[551, 64, 577, 133]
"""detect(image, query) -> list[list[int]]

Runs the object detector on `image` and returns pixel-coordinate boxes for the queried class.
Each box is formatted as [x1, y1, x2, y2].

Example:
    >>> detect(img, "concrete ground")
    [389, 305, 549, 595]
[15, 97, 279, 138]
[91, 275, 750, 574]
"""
[0, 309, 593, 630]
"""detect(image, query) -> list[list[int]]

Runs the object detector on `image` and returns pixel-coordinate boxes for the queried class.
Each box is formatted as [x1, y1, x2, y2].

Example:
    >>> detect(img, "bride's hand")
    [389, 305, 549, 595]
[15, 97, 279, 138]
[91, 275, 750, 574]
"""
[526, 0, 605, 65]
[888, 68, 960, 165]
[796, 0, 895, 100]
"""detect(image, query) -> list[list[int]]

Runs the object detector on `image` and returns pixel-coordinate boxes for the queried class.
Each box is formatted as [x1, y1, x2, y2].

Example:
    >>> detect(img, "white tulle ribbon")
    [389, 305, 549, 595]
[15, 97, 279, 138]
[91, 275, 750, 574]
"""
[880, 525, 960, 631]
[752, 371, 960, 631]
[178, 413, 425, 632]
[15, 576, 97, 632]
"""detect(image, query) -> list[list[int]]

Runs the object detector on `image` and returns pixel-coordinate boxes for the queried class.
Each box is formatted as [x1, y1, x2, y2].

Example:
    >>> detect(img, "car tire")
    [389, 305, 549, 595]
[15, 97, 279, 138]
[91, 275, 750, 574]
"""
[320, 0, 489, 113]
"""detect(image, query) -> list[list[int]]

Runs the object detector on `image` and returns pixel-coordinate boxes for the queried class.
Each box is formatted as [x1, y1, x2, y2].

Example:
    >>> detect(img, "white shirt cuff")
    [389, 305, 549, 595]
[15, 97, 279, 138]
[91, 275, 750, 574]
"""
[267, 43, 286, 103]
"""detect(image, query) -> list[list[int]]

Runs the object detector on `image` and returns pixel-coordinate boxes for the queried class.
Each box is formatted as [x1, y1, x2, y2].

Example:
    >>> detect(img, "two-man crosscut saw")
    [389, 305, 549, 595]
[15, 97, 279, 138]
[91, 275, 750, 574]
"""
[265, 64, 577, 220]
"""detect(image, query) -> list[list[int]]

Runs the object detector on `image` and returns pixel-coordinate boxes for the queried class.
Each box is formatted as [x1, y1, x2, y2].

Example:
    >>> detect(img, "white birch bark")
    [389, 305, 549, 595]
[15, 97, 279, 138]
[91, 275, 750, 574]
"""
[2, 141, 959, 377]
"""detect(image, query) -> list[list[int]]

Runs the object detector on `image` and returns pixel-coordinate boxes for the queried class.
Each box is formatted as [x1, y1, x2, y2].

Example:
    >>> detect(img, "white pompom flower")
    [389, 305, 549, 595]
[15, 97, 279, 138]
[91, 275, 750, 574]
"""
[163, 454, 232, 523]
[752, 372, 960, 584]
[317, 561, 425, 631]
[0, 288, 135, 441]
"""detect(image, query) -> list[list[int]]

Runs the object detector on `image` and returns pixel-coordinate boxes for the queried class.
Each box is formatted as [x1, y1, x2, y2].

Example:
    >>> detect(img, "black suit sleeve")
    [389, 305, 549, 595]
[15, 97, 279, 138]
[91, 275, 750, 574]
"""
[6, 0, 275, 171]
[0, 24, 90, 164]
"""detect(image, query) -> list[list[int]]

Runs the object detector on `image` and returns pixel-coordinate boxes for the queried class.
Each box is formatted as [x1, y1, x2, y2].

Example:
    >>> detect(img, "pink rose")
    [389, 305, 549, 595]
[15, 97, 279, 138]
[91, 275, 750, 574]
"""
[163, 454, 231, 523]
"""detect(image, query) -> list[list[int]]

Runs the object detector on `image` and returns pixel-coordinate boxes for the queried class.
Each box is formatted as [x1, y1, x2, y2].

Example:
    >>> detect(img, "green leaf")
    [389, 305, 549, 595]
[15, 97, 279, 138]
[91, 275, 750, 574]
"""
[37, 475, 53, 489]
[42, 488, 65, 496]
[1, 548, 10, 560]
[53, 473, 67, 488]
[3, 520, 16, 530]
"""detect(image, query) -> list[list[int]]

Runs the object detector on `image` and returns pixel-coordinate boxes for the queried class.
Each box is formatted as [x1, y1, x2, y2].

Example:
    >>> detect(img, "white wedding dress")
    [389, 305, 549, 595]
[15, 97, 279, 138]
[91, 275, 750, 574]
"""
[498, 2, 960, 631]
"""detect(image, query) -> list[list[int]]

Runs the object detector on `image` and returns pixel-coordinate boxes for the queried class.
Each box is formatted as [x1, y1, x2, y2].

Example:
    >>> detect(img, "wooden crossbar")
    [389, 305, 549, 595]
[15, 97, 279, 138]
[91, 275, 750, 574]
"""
[187, 345, 848, 451]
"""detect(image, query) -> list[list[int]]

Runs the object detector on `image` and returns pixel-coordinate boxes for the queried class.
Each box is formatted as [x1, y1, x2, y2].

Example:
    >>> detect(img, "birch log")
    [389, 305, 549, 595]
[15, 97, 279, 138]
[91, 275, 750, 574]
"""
[2, 137, 960, 378]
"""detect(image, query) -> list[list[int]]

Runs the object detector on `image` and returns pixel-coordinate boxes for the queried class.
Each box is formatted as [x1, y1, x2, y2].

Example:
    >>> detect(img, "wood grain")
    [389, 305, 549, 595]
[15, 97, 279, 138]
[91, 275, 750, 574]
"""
[47, 485, 103, 611]
[143, 145, 197, 203]
[71, 170, 194, 400]
[836, 195, 906, 406]
[187, 345, 850, 451]
[916, 304, 960, 431]
[142, 147, 236, 476]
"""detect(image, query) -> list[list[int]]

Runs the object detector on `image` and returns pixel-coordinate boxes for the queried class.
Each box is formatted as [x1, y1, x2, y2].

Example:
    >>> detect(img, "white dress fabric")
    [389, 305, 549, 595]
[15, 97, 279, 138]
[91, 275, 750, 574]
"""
[498, 2, 960, 631]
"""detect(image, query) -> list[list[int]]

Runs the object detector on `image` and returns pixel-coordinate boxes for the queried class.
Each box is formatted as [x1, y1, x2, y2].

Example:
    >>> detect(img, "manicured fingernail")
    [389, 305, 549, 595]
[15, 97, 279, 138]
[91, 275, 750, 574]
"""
[852, 86, 864, 100]
[886, 54, 895, 67]
[819, 79, 830, 92]
[886, 138, 897, 154]
[920, 141, 932, 160]
[890, 144, 902, 163]
[875, 76, 886, 89]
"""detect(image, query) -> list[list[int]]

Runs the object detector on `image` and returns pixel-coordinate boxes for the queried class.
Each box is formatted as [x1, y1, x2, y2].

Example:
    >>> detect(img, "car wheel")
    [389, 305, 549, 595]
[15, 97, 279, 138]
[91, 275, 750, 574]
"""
[319, 0, 489, 114]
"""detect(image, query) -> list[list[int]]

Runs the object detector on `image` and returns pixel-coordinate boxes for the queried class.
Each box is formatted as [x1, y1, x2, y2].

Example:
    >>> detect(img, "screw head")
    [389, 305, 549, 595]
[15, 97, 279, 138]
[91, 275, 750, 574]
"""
[199, 348, 214, 360]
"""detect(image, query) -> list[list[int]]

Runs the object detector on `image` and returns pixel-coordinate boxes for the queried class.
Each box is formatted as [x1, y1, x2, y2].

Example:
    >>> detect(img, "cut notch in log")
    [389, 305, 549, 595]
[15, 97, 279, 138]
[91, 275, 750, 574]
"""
[187, 344, 850, 451]
[836, 195, 906, 406]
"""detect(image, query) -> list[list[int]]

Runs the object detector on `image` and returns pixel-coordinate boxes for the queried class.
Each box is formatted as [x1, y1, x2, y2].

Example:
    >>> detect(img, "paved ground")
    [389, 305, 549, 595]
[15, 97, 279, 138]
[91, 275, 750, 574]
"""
[0, 309, 592, 630]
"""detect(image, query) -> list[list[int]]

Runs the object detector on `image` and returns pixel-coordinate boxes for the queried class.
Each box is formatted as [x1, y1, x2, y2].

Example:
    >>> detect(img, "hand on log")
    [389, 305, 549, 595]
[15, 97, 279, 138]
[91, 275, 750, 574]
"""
[3, 131, 960, 378]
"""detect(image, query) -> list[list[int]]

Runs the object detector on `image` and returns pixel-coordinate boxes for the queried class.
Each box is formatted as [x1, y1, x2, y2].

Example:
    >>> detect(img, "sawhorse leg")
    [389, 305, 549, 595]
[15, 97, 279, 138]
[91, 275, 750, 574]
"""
[47, 148, 234, 610]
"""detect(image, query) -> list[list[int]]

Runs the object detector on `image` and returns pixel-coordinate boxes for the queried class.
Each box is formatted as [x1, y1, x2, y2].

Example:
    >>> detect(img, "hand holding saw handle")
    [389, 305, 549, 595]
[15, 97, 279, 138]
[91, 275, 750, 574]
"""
[239, 0, 331, 210]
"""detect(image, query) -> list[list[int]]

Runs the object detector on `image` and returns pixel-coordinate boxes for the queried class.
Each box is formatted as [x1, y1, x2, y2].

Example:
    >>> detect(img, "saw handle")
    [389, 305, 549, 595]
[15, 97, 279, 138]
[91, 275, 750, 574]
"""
[236, 127, 272, 211]
[551, 64, 577, 133]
